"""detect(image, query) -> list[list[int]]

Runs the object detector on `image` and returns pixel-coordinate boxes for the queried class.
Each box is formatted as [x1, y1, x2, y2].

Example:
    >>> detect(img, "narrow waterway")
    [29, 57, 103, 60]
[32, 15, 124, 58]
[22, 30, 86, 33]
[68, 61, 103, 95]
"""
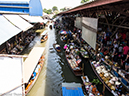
[22, 23, 112, 96]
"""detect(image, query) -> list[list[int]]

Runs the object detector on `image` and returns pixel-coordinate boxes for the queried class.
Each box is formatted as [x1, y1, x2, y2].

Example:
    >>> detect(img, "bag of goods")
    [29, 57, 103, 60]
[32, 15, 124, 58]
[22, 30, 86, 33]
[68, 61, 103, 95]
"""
[107, 82, 112, 87]
[106, 76, 111, 80]
[111, 85, 115, 91]
[102, 77, 106, 80]
[104, 78, 107, 82]
[105, 80, 109, 84]
[99, 73, 104, 77]
[104, 72, 109, 77]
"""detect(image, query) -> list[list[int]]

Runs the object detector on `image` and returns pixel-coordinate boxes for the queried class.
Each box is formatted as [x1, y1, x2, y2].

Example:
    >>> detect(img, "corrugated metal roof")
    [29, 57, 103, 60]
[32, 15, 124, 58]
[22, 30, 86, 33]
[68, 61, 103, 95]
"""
[59, 0, 124, 14]
[0, 0, 30, 4]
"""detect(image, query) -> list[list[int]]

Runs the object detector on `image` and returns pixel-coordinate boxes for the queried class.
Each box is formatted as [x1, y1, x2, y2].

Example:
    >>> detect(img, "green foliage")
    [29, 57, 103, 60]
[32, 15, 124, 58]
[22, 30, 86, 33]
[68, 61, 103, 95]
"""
[47, 9, 52, 14]
[43, 8, 52, 14]
[81, 0, 89, 3]
[91, 78, 102, 85]
[52, 6, 58, 12]
[60, 8, 66, 11]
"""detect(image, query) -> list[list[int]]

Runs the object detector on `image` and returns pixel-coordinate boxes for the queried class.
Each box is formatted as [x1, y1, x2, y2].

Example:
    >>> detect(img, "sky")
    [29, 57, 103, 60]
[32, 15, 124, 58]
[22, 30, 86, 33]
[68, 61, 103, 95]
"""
[0, 0, 82, 10]
[41, 0, 82, 10]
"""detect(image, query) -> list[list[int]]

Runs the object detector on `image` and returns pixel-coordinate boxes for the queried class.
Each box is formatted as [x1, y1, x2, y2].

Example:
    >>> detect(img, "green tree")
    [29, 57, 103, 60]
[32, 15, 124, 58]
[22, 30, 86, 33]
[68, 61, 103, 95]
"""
[60, 8, 66, 12]
[47, 9, 52, 14]
[52, 6, 58, 12]
[81, 0, 89, 3]
[43, 8, 52, 14]
[43, 8, 47, 13]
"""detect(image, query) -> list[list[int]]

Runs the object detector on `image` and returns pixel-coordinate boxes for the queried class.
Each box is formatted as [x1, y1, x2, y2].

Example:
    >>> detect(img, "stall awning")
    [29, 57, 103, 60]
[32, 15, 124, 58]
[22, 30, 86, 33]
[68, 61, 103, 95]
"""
[4, 14, 33, 31]
[23, 47, 45, 83]
[0, 55, 23, 95]
[20, 15, 46, 23]
[62, 83, 84, 96]
[0, 16, 22, 45]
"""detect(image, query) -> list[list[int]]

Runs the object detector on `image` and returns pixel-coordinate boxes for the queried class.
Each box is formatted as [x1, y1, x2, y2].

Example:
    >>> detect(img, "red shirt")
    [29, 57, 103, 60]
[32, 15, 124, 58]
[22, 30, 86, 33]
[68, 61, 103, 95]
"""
[122, 33, 126, 40]
[123, 46, 129, 55]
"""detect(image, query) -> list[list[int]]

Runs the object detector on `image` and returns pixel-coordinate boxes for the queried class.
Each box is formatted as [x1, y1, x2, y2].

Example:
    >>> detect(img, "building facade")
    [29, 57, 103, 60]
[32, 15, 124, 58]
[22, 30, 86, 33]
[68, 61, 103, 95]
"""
[0, 0, 43, 16]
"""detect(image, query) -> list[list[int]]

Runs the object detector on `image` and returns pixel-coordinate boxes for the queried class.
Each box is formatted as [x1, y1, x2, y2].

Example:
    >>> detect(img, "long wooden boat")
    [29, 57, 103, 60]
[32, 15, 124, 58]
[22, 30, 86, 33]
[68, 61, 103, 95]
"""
[90, 60, 128, 96]
[65, 50, 82, 76]
[53, 43, 61, 52]
[62, 82, 84, 96]
[60, 36, 67, 42]
[81, 76, 102, 96]
[23, 47, 45, 95]
[40, 30, 48, 43]
[111, 66, 129, 92]
[101, 58, 129, 91]
[40, 35, 48, 43]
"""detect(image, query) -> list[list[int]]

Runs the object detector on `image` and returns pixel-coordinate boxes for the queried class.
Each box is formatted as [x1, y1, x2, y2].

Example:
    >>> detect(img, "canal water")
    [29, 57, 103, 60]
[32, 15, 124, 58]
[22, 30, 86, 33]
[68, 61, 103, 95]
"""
[22, 23, 112, 96]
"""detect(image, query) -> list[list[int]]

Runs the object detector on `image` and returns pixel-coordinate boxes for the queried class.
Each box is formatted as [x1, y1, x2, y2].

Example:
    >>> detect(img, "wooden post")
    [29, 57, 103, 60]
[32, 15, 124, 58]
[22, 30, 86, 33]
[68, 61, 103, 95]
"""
[110, 18, 126, 38]
[102, 83, 105, 95]
[82, 63, 84, 76]
[104, 11, 111, 32]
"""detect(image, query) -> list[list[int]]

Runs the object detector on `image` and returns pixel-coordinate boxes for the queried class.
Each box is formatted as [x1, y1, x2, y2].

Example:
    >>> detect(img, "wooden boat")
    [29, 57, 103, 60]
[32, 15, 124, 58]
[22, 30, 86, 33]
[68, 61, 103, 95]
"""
[81, 76, 102, 96]
[40, 30, 48, 43]
[65, 48, 82, 76]
[62, 82, 84, 96]
[101, 58, 129, 91]
[53, 43, 61, 52]
[90, 60, 128, 96]
[60, 36, 67, 42]
[112, 67, 129, 91]
[80, 47, 89, 59]
[23, 47, 45, 95]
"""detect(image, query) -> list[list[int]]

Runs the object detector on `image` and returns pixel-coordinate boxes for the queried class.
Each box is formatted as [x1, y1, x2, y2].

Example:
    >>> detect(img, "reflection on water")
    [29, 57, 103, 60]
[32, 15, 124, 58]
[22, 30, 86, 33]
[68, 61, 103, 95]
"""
[23, 23, 112, 96]
[22, 24, 81, 96]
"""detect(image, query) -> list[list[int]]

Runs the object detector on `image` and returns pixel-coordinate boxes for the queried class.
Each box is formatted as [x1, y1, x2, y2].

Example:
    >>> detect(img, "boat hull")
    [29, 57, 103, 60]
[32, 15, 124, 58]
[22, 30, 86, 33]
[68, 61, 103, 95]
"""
[25, 56, 45, 95]
[65, 52, 82, 76]
[40, 35, 48, 43]
[53, 43, 61, 52]
[89, 61, 117, 96]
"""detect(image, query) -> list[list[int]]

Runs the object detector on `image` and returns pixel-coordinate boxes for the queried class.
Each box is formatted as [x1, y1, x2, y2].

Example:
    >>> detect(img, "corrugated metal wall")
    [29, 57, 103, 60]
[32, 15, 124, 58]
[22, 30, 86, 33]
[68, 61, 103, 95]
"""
[0, 0, 43, 16]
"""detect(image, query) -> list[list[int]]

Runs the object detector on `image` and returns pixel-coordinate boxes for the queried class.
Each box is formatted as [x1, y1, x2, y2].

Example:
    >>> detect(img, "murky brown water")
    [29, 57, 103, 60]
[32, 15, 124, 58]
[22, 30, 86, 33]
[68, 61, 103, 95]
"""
[22, 23, 112, 96]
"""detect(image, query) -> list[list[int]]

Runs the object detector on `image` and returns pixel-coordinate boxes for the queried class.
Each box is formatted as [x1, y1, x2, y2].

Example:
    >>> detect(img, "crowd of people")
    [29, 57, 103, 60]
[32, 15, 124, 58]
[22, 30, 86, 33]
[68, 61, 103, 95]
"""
[6, 30, 36, 55]
[97, 28, 129, 72]
[54, 16, 129, 95]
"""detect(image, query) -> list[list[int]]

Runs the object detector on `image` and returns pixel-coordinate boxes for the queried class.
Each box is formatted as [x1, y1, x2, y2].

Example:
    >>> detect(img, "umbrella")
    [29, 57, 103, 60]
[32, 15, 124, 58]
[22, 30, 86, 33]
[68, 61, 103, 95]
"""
[60, 30, 67, 34]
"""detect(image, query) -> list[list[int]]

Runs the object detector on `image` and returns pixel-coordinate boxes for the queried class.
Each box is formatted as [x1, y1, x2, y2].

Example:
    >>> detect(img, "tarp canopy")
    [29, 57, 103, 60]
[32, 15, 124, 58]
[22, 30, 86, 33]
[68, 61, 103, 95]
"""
[62, 83, 84, 96]
[74, 17, 82, 29]
[0, 56, 23, 95]
[20, 15, 47, 23]
[82, 17, 98, 50]
[23, 47, 45, 83]
[4, 14, 33, 31]
[0, 15, 22, 45]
